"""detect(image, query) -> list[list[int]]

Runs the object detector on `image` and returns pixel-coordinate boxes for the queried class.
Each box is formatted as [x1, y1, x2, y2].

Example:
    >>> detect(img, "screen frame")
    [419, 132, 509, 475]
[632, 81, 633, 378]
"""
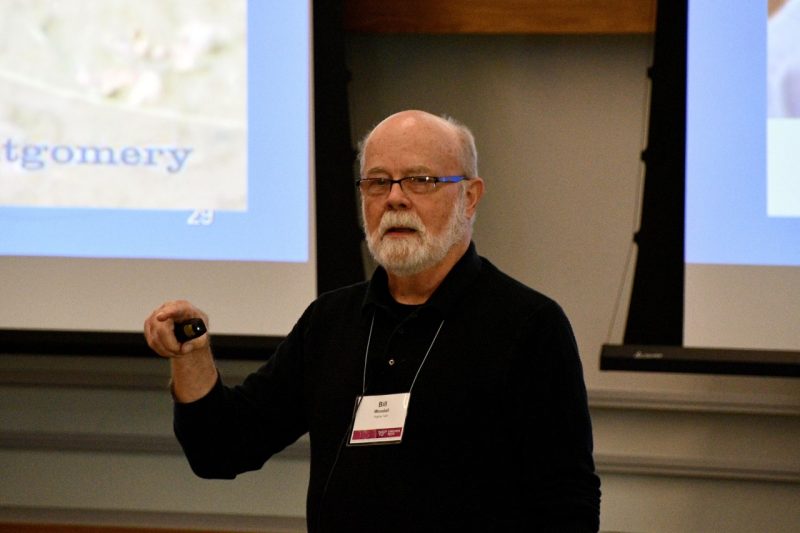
[600, 0, 800, 378]
[0, 0, 365, 361]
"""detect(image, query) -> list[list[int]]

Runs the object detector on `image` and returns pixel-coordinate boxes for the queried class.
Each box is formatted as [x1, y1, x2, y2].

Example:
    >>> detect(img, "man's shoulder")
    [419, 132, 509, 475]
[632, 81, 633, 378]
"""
[311, 279, 371, 311]
[476, 256, 563, 315]
[289, 280, 370, 336]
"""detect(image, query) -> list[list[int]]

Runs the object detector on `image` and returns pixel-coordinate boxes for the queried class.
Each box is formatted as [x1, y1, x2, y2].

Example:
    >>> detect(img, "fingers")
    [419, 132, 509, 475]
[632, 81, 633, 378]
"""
[144, 302, 181, 358]
[153, 299, 203, 324]
[179, 337, 207, 355]
[144, 300, 209, 358]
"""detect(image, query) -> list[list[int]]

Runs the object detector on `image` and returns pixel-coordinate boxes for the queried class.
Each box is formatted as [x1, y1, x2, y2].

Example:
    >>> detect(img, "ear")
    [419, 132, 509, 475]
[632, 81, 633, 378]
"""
[464, 177, 485, 218]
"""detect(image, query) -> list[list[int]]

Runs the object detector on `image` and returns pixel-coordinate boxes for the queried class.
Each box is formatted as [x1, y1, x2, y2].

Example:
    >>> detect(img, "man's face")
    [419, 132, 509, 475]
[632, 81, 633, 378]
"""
[362, 182, 469, 277]
[359, 113, 476, 276]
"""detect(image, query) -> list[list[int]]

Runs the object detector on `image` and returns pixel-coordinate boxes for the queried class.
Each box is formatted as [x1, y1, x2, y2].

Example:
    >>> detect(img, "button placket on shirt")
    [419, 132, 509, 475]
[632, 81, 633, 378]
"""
[385, 311, 414, 367]
[371, 308, 439, 395]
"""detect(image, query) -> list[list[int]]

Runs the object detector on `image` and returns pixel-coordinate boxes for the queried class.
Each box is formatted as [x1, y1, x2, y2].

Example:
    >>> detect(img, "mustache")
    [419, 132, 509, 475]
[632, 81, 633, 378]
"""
[375, 211, 425, 237]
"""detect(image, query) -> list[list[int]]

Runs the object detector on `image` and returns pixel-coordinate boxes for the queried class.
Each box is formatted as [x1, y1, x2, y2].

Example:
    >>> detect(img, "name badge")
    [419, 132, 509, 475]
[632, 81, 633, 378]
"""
[348, 392, 410, 445]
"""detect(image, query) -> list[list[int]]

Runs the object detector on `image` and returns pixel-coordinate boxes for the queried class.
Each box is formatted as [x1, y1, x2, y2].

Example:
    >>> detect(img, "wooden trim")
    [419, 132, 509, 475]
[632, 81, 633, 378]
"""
[596, 453, 800, 484]
[5, 358, 798, 417]
[0, 525, 244, 533]
[0, 430, 311, 460]
[4, 429, 798, 484]
[343, 0, 657, 34]
[588, 388, 800, 416]
[0, 508, 305, 533]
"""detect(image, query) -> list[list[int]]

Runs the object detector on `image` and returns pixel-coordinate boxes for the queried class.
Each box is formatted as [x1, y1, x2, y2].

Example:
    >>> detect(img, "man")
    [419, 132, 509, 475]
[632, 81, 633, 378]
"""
[144, 110, 601, 532]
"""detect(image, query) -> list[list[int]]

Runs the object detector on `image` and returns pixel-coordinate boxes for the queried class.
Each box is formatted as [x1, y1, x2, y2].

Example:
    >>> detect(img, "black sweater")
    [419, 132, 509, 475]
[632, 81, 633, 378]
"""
[174, 243, 601, 532]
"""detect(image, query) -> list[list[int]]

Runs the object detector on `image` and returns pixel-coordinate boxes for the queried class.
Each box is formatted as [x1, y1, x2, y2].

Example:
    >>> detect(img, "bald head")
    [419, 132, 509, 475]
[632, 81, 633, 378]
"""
[357, 110, 478, 179]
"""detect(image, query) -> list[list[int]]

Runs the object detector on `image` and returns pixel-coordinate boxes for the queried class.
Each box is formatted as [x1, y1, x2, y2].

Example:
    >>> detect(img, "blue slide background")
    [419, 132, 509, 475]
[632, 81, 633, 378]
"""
[686, 0, 800, 267]
[0, 1, 310, 262]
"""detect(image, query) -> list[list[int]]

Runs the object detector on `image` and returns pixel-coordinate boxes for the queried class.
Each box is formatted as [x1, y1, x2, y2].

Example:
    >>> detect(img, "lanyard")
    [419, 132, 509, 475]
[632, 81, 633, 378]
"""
[361, 313, 445, 398]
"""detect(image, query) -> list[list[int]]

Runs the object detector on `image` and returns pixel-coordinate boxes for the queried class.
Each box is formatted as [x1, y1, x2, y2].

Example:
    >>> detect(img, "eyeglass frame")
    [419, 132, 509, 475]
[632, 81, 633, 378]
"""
[355, 175, 470, 196]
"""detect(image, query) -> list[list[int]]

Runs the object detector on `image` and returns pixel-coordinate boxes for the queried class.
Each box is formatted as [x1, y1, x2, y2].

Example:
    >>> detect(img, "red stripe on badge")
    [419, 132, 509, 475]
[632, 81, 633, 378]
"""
[352, 428, 403, 441]
[351, 429, 377, 440]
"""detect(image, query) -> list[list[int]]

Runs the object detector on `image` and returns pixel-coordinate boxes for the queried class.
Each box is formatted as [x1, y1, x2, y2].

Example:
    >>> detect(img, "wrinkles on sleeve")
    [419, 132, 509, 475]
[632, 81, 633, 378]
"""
[173, 374, 242, 479]
[172, 305, 314, 480]
[514, 299, 601, 532]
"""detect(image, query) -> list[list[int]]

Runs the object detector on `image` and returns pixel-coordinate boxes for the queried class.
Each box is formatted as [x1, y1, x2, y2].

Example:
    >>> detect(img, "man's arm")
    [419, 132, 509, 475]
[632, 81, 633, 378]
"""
[518, 301, 601, 532]
[143, 300, 217, 403]
[144, 299, 309, 480]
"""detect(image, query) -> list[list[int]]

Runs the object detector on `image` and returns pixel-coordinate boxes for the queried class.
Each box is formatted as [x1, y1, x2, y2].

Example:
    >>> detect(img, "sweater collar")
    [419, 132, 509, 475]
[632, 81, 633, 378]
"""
[363, 242, 482, 319]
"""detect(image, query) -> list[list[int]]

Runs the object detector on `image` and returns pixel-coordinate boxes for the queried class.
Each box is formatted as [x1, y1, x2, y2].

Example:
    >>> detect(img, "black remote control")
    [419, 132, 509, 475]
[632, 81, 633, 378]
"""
[174, 318, 207, 343]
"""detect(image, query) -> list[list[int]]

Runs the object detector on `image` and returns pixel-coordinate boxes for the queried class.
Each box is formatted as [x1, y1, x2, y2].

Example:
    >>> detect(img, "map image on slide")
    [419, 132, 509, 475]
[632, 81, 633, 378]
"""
[767, 0, 800, 217]
[0, 0, 247, 211]
[686, 2, 800, 266]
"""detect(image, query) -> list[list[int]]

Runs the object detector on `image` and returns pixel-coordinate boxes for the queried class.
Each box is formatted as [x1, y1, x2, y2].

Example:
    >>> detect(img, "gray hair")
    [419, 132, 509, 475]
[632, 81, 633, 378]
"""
[357, 113, 479, 178]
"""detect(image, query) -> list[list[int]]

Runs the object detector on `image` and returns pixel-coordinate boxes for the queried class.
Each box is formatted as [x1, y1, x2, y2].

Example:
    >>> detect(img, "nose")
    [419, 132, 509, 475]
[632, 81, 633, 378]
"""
[384, 179, 411, 209]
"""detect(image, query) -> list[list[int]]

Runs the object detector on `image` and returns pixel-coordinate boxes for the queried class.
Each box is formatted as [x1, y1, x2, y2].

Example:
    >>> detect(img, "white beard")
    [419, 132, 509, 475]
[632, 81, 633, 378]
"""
[364, 191, 470, 277]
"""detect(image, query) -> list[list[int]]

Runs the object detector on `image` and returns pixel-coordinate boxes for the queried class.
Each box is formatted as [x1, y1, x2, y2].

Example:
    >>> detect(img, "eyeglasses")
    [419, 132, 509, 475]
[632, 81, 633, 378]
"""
[355, 175, 469, 197]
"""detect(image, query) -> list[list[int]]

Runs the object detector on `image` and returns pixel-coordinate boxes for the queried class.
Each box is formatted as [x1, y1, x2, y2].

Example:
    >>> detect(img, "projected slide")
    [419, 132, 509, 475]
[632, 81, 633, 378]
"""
[685, 1, 800, 267]
[767, 0, 800, 217]
[0, 0, 310, 262]
[0, 0, 246, 211]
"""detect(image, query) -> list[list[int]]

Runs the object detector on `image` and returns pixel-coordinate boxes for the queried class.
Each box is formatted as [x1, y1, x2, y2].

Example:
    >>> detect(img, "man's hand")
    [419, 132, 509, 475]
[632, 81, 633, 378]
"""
[144, 300, 210, 358]
[144, 300, 217, 403]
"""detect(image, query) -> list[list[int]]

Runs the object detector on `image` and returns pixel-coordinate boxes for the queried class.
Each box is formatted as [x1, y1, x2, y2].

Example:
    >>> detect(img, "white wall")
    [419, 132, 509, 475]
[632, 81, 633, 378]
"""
[2, 33, 799, 533]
